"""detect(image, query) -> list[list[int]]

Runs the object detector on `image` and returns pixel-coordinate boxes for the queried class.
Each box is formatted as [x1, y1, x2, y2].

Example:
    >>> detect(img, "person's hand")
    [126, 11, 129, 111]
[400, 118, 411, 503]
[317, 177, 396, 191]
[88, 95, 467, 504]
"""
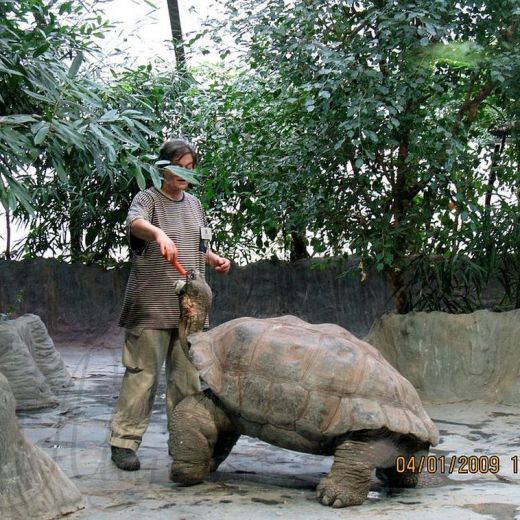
[155, 230, 178, 263]
[213, 256, 231, 274]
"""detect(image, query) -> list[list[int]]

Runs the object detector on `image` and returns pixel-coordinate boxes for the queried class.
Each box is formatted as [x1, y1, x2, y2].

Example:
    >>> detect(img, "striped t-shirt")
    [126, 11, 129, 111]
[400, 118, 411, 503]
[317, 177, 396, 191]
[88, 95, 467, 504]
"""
[119, 187, 208, 329]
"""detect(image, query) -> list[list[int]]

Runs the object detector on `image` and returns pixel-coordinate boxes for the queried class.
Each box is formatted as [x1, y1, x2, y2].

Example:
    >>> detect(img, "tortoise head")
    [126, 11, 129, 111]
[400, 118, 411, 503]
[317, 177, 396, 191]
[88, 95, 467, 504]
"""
[174, 270, 213, 352]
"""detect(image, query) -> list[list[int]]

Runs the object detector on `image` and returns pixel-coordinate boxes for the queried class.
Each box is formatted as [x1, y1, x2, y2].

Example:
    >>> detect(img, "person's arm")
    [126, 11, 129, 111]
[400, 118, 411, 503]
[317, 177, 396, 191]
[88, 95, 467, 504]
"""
[130, 218, 178, 263]
[206, 249, 231, 274]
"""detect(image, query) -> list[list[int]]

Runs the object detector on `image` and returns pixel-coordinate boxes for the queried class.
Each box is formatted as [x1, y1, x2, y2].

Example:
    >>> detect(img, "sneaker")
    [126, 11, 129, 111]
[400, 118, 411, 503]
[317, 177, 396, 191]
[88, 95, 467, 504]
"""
[111, 446, 140, 471]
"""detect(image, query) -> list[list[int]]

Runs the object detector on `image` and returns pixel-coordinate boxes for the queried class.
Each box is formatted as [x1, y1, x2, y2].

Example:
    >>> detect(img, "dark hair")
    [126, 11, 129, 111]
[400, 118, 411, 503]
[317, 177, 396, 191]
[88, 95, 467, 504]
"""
[158, 139, 198, 167]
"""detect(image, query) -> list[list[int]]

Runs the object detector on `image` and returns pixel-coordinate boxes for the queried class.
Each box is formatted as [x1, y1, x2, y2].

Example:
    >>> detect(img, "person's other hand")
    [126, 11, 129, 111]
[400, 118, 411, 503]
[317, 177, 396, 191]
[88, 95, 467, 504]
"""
[213, 256, 231, 274]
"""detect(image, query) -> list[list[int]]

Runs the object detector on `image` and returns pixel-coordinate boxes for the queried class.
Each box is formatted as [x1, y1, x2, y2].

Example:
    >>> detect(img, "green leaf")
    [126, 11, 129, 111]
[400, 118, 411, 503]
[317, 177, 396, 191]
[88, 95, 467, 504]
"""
[5, 177, 34, 215]
[52, 159, 69, 183]
[154, 161, 202, 186]
[59, 1, 73, 14]
[109, 124, 138, 147]
[68, 51, 84, 78]
[131, 118, 157, 137]
[0, 115, 38, 124]
[53, 121, 82, 143]
[364, 130, 378, 143]
[0, 63, 24, 77]
[33, 43, 50, 58]
[135, 168, 146, 190]
[100, 109, 119, 122]
[34, 123, 49, 145]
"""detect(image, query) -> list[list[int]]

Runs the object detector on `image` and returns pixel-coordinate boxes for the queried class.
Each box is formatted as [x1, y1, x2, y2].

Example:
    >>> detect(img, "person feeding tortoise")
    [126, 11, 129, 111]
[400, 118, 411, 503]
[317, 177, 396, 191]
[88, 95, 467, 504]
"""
[108, 138, 230, 471]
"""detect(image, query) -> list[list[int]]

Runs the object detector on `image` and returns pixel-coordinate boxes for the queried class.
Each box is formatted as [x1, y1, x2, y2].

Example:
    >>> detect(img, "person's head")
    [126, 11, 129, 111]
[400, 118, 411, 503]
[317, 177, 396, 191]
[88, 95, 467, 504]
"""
[159, 138, 197, 168]
[158, 139, 198, 194]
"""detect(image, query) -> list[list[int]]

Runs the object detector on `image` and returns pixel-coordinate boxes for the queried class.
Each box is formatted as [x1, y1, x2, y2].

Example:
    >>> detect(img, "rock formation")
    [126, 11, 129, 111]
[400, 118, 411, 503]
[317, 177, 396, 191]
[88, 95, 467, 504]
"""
[366, 309, 520, 404]
[0, 372, 84, 519]
[0, 314, 73, 410]
[11, 314, 73, 389]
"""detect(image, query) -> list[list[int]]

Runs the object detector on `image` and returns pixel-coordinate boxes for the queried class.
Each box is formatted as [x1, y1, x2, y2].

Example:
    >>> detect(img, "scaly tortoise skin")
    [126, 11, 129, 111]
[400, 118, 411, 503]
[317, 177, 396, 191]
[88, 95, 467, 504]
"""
[169, 272, 439, 508]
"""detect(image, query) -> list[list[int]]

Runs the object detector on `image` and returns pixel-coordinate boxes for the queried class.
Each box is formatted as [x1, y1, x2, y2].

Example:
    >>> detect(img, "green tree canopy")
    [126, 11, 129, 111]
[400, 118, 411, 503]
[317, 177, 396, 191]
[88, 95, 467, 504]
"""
[183, 0, 520, 312]
[0, 0, 191, 262]
[2, 0, 520, 314]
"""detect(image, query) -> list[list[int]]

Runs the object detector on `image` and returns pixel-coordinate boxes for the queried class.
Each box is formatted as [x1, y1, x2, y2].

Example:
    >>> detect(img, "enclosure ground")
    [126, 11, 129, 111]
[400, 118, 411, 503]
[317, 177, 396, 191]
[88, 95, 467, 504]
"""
[17, 343, 520, 520]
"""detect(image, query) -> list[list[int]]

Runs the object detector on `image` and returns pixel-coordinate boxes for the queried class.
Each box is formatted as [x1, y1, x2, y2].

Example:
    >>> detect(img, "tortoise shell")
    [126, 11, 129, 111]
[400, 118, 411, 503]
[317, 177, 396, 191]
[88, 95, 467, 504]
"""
[189, 315, 439, 444]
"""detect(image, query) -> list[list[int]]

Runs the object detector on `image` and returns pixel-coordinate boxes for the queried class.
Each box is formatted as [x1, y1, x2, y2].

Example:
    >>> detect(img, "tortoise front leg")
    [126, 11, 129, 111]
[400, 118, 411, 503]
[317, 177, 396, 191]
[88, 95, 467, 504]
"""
[169, 392, 235, 485]
[376, 438, 428, 488]
[210, 431, 240, 472]
[317, 440, 372, 507]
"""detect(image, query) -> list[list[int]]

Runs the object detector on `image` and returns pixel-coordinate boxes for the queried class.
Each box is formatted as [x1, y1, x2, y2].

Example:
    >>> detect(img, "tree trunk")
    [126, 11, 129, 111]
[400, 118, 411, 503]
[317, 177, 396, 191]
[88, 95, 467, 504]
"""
[4, 204, 11, 260]
[388, 122, 413, 313]
[482, 134, 506, 262]
[289, 231, 310, 262]
[69, 210, 82, 262]
[387, 267, 411, 314]
[485, 135, 506, 210]
[166, 0, 186, 69]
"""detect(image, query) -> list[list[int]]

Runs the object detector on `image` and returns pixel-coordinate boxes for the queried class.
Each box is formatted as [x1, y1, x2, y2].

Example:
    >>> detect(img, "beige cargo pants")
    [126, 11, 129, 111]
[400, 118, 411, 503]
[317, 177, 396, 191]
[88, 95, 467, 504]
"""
[108, 327, 200, 451]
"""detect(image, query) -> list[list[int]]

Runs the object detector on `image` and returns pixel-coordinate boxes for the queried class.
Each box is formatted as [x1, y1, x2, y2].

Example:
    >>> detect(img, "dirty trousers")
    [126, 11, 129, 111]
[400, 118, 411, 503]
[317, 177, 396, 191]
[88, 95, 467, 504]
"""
[108, 328, 200, 451]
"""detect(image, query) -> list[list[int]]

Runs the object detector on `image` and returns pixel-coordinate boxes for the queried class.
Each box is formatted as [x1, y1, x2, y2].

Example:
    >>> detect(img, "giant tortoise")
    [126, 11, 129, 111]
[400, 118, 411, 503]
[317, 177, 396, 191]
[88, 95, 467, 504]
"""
[169, 270, 439, 507]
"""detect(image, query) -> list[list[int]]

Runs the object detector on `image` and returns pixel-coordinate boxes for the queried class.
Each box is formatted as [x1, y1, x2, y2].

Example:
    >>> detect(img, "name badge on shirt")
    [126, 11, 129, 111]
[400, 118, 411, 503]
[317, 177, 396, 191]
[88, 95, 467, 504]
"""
[200, 226, 212, 253]
[200, 227, 212, 240]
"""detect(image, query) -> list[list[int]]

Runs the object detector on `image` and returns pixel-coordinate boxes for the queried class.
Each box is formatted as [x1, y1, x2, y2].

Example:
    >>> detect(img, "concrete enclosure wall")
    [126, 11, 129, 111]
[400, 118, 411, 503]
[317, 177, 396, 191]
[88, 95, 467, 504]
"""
[366, 310, 520, 405]
[0, 259, 129, 341]
[0, 258, 393, 340]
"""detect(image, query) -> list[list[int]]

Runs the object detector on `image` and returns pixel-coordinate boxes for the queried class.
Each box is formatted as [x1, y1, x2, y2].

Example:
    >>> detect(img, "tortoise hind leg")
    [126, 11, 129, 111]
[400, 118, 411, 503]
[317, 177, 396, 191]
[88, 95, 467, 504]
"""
[317, 440, 372, 507]
[169, 392, 235, 485]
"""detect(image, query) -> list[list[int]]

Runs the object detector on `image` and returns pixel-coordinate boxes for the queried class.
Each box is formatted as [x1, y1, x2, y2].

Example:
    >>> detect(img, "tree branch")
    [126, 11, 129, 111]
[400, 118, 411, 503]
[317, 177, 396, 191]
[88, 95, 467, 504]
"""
[453, 78, 494, 133]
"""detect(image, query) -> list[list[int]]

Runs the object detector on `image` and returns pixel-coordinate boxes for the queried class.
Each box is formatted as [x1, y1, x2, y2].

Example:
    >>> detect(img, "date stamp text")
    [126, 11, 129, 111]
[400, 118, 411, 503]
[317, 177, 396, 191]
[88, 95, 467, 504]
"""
[394, 455, 514, 474]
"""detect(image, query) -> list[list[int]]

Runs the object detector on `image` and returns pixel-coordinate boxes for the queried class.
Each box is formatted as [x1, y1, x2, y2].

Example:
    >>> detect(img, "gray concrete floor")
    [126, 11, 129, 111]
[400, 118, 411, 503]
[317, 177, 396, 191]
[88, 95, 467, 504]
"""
[17, 344, 520, 520]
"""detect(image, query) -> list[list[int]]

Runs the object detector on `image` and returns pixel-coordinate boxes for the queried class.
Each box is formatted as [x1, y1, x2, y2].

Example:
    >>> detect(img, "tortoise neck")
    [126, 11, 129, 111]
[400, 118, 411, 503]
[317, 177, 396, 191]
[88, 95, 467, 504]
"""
[178, 310, 207, 355]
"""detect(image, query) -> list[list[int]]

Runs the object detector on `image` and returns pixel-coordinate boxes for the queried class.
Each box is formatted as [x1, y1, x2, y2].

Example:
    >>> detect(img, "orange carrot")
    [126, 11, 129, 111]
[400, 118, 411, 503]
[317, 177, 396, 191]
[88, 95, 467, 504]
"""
[162, 251, 188, 276]
[171, 257, 188, 276]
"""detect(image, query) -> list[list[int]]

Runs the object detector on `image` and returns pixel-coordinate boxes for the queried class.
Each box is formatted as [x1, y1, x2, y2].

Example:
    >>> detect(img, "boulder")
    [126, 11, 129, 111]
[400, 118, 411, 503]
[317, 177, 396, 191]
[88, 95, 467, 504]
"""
[0, 314, 73, 410]
[11, 314, 73, 390]
[0, 371, 84, 519]
[0, 321, 57, 410]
